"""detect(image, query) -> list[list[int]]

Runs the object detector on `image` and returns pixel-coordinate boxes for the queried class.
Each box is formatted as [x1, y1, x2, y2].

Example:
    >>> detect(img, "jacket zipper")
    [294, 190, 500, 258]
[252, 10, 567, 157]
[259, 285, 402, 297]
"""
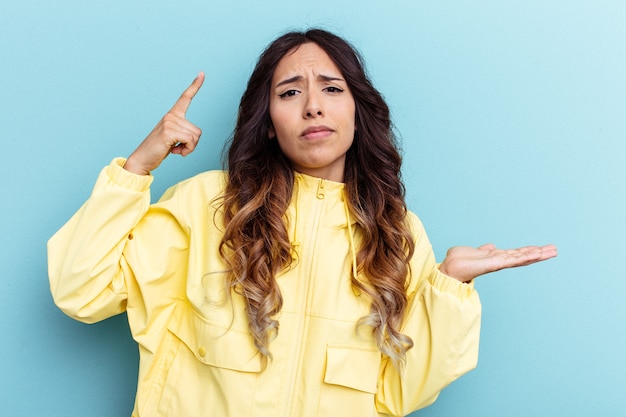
[285, 178, 326, 416]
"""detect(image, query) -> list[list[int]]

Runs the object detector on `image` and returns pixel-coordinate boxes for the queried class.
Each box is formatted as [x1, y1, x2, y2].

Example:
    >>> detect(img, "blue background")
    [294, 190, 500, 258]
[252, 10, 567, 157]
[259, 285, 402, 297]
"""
[1, 0, 624, 415]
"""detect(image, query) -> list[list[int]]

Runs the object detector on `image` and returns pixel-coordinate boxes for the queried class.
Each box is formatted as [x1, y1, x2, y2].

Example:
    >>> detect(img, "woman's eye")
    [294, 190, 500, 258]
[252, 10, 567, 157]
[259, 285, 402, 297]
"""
[324, 86, 344, 93]
[279, 89, 299, 98]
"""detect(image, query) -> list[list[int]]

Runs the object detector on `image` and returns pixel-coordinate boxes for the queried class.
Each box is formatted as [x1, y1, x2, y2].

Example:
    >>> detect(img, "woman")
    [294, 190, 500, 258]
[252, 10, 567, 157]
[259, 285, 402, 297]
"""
[48, 29, 556, 417]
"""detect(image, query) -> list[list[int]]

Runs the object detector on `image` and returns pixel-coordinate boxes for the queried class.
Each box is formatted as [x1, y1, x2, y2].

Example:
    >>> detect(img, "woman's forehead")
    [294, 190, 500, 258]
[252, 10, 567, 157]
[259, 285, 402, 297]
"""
[272, 43, 343, 83]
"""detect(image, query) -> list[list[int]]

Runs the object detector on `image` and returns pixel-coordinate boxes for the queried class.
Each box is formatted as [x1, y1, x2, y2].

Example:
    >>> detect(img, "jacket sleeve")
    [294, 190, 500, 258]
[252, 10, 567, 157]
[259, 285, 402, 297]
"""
[48, 158, 154, 323]
[374, 212, 482, 415]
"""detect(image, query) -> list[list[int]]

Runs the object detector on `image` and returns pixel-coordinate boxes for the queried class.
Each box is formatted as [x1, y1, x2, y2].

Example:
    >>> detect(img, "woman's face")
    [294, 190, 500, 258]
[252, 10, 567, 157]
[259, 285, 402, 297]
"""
[269, 42, 356, 183]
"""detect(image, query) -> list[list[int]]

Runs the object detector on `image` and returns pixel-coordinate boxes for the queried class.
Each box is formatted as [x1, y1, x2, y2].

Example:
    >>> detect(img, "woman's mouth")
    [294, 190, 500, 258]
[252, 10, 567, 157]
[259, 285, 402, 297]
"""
[301, 125, 334, 140]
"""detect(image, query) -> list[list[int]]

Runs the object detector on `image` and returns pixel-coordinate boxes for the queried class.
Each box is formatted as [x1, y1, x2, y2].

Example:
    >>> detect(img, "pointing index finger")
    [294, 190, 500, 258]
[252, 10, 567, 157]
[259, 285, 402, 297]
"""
[171, 72, 205, 115]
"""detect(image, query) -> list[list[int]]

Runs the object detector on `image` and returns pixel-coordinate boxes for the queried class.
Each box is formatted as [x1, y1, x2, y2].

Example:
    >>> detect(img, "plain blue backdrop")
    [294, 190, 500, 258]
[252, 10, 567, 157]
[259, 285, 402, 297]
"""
[1, 0, 624, 415]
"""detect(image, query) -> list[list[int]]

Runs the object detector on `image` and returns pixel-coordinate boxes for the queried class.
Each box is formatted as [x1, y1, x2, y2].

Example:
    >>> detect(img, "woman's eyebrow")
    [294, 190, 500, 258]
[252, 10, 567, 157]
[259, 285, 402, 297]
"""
[318, 74, 344, 83]
[275, 76, 302, 88]
[275, 74, 345, 88]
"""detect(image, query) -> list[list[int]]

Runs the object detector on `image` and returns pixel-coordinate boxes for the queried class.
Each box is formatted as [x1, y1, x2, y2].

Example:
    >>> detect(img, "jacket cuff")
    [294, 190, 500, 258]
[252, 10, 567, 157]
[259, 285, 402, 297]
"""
[105, 157, 153, 192]
[431, 265, 476, 299]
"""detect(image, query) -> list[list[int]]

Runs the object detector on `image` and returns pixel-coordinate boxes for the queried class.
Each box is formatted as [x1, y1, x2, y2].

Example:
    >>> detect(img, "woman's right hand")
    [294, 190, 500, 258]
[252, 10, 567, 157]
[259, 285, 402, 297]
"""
[124, 72, 205, 175]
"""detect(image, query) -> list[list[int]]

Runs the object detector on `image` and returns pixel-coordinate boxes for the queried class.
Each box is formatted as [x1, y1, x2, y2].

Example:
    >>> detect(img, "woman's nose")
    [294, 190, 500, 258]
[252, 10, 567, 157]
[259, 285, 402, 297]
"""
[306, 109, 322, 118]
[303, 92, 323, 118]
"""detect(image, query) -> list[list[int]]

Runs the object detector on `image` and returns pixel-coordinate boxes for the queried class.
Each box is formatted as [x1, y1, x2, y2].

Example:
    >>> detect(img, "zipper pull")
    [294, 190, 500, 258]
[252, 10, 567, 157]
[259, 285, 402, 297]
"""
[290, 241, 300, 261]
[316, 179, 326, 199]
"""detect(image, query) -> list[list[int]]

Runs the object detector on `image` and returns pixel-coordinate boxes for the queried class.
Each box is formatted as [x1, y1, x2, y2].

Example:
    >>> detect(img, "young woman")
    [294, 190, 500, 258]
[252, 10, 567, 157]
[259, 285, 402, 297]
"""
[48, 29, 557, 417]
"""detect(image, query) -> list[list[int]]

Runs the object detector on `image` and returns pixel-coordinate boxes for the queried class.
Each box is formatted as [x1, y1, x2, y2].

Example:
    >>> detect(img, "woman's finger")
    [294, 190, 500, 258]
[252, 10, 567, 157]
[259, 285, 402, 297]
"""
[170, 72, 205, 116]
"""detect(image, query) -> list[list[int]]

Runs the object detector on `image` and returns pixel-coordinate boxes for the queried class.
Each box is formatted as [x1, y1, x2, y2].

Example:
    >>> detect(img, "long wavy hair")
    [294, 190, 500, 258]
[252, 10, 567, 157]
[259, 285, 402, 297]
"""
[218, 29, 415, 367]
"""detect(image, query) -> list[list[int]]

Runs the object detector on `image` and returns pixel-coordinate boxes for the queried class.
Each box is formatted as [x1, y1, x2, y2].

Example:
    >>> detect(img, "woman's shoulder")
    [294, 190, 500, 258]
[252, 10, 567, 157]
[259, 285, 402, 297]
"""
[404, 209, 429, 242]
[178, 170, 228, 188]
[158, 170, 229, 203]
[405, 209, 424, 228]
[174, 169, 227, 190]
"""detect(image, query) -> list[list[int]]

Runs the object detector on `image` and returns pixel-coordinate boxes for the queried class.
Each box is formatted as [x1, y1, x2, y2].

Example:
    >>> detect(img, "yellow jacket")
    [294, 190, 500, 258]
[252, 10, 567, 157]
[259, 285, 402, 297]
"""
[48, 158, 481, 417]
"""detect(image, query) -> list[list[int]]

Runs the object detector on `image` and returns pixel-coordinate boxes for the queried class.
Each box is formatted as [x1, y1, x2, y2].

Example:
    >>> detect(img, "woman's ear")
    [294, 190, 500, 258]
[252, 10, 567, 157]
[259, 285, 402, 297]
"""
[268, 125, 276, 139]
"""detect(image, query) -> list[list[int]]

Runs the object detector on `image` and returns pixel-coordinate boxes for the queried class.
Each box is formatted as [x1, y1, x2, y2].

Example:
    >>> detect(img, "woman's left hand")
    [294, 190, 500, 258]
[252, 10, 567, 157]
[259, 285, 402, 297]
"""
[439, 244, 558, 283]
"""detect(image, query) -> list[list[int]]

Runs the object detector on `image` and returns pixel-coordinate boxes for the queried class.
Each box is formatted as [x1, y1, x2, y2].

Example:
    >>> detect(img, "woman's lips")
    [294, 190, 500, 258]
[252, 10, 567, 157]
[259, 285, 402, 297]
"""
[301, 125, 333, 139]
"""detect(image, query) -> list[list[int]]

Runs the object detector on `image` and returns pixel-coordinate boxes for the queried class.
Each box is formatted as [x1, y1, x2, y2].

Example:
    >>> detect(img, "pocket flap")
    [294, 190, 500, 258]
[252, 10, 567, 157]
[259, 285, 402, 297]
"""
[324, 344, 381, 394]
[168, 303, 263, 373]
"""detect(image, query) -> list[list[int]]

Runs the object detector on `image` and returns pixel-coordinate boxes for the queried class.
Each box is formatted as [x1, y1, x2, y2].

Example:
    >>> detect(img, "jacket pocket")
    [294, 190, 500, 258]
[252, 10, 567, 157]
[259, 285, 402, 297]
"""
[140, 303, 263, 416]
[318, 344, 381, 416]
[168, 303, 263, 372]
[324, 344, 380, 393]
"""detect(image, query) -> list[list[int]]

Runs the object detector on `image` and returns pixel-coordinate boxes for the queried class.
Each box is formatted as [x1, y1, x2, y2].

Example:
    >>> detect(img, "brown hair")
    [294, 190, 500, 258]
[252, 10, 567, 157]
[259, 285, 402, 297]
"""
[219, 29, 415, 367]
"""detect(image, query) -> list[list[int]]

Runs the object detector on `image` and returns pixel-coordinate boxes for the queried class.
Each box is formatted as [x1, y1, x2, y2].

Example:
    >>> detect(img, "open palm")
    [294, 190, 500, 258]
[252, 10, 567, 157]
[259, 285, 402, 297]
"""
[439, 243, 558, 283]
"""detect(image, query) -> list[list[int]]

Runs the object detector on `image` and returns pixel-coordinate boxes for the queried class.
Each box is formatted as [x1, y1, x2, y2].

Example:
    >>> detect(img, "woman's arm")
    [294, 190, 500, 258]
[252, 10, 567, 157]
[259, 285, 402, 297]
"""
[374, 214, 481, 414]
[48, 159, 153, 323]
[48, 73, 205, 323]
[374, 214, 557, 415]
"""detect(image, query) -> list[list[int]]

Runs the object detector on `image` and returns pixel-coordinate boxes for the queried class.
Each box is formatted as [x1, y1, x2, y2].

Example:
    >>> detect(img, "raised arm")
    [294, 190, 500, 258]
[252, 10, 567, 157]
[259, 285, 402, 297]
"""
[48, 73, 204, 323]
